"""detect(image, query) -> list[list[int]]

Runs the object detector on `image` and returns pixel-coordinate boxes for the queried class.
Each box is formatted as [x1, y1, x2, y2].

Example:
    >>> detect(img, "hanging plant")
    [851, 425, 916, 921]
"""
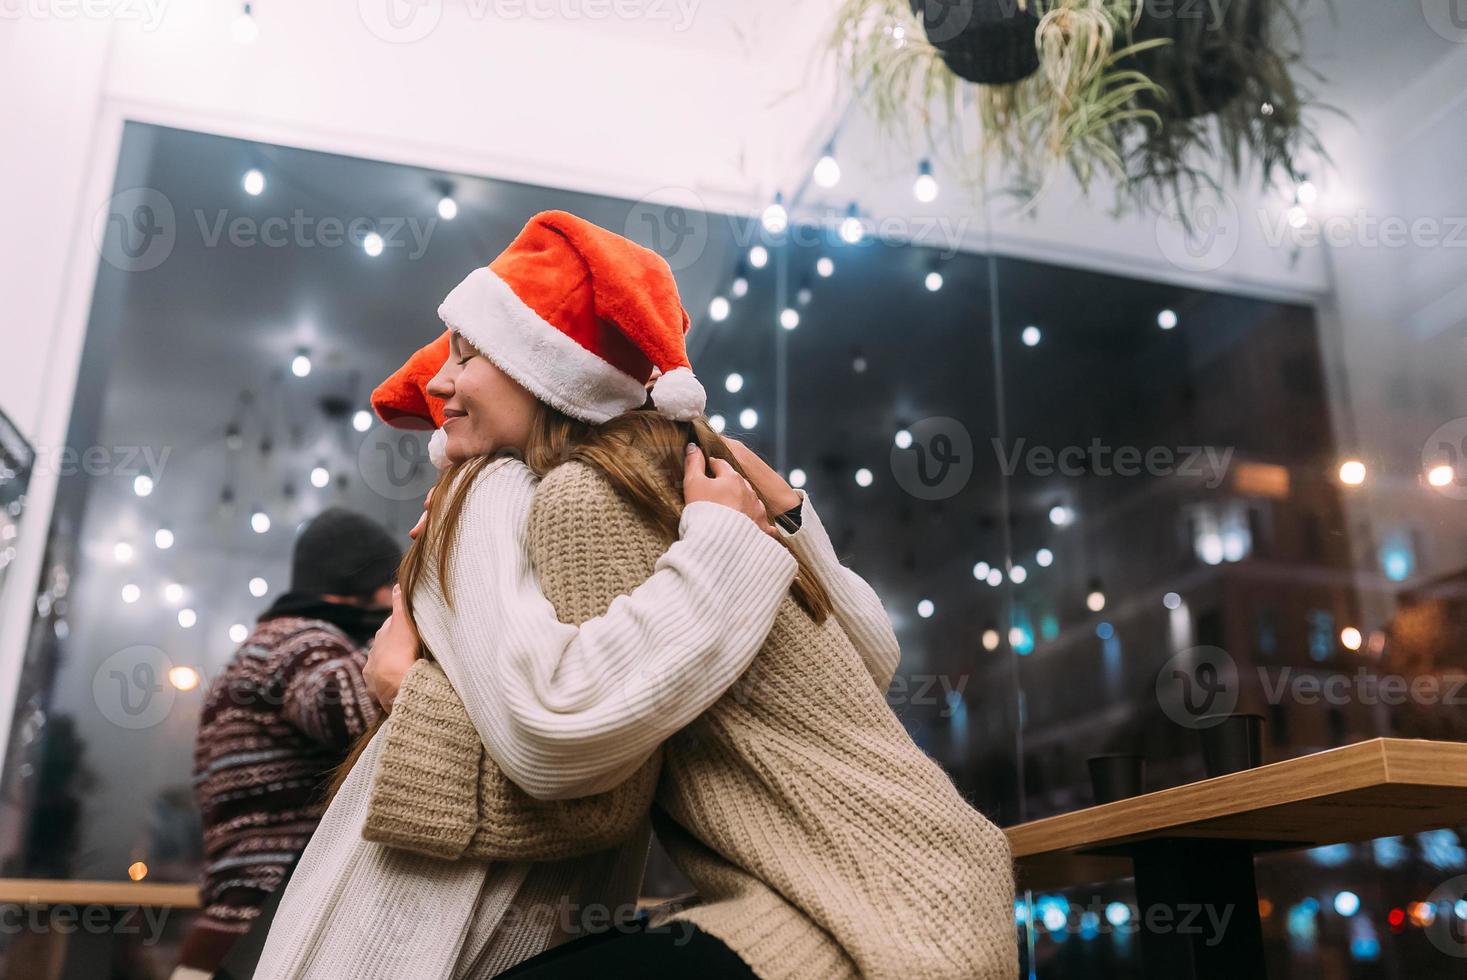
[906, 0, 1041, 85]
[1130, 0, 1265, 118]
[832, 0, 1168, 204]
[1119, 0, 1335, 212]
[828, 0, 1333, 219]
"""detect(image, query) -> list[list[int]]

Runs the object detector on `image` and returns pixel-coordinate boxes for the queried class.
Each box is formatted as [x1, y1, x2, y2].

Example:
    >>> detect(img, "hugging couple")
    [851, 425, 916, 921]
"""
[252, 210, 1017, 979]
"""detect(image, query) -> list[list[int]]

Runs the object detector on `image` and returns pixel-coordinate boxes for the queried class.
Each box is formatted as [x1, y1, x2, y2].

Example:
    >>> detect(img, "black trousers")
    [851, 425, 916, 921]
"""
[494, 919, 756, 979]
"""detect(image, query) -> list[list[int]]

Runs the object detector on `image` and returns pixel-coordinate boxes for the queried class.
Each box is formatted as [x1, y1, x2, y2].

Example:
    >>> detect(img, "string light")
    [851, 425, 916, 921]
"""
[1049, 504, 1073, 527]
[925, 270, 943, 292]
[249, 576, 269, 597]
[985, 568, 1003, 587]
[250, 510, 271, 534]
[894, 429, 912, 449]
[1009, 565, 1028, 584]
[739, 408, 759, 429]
[708, 296, 730, 322]
[310, 465, 330, 489]
[973, 561, 991, 580]
[242, 167, 265, 196]
[913, 159, 939, 203]
[839, 203, 864, 244]
[1340, 626, 1363, 651]
[432, 178, 459, 220]
[1086, 582, 1106, 612]
[981, 629, 1000, 651]
[761, 193, 788, 235]
[1021, 325, 1042, 347]
[362, 231, 385, 257]
[133, 475, 154, 497]
[231, 2, 258, 44]
[813, 144, 841, 189]
[917, 599, 934, 618]
[169, 665, 201, 691]
[1427, 464, 1454, 488]
[229, 623, 249, 643]
[1338, 459, 1367, 486]
[1158, 309, 1178, 330]
[788, 468, 806, 488]
[352, 410, 373, 432]
[748, 245, 769, 269]
[1036, 548, 1053, 568]
[816, 256, 835, 278]
[113, 542, 134, 562]
[178, 608, 198, 629]
[1163, 591, 1182, 610]
[121, 584, 141, 604]
[708, 414, 726, 433]
[731, 260, 750, 298]
[154, 528, 174, 549]
[291, 350, 312, 378]
[854, 468, 873, 487]
[163, 583, 184, 604]
[724, 373, 744, 393]
[780, 308, 800, 330]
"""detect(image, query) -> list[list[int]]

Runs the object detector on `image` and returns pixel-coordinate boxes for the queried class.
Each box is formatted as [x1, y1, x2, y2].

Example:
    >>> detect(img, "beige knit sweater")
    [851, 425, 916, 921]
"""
[368, 461, 1017, 980]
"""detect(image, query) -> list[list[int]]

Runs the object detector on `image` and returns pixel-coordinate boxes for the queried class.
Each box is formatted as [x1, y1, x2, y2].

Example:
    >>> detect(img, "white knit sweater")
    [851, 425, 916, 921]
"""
[252, 457, 801, 979]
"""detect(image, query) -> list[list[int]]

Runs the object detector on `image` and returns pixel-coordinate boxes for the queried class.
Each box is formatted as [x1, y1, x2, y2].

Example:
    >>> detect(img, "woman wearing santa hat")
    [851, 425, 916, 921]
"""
[255, 211, 1016, 979]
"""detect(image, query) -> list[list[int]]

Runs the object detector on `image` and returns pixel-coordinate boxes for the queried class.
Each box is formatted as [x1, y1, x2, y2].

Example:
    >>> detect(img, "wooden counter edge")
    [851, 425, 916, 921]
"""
[1005, 738, 1467, 860]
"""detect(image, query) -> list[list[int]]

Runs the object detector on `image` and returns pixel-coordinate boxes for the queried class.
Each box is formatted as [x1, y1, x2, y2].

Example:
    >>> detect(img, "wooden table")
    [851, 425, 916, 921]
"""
[1003, 738, 1467, 979]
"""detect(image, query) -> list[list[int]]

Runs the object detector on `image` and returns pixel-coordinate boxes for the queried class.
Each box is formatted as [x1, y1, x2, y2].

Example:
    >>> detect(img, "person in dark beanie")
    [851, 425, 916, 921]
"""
[173, 508, 402, 979]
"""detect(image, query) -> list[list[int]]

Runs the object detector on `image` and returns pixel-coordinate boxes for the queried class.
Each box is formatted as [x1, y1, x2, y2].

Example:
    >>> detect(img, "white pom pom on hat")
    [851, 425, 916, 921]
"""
[648, 366, 706, 421]
[427, 427, 450, 470]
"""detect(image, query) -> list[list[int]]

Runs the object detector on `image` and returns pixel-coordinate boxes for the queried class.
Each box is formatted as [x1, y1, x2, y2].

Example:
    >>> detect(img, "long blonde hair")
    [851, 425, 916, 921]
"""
[328, 399, 830, 800]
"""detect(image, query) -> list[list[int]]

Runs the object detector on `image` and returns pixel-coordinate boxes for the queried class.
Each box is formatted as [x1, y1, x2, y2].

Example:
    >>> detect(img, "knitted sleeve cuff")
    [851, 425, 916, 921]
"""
[362, 658, 480, 860]
[465, 748, 661, 863]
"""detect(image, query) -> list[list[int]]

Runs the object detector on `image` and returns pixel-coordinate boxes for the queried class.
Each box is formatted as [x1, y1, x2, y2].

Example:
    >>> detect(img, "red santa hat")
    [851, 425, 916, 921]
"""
[370, 331, 455, 468]
[372, 211, 706, 468]
[439, 209, 705, 425]
[372, 331, 450, 430]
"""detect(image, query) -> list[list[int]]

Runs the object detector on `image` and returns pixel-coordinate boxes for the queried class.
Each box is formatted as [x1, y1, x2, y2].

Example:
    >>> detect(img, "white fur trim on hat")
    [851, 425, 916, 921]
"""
[438, 267, 649, 425]
[649, 366, 706, 421]
[428, 427, 450, 470]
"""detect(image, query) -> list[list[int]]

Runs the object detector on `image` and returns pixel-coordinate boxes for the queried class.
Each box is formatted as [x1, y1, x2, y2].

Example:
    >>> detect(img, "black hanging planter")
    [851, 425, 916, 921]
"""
[1131, 0, 1267, 118]
[908, 0, 1041, 85]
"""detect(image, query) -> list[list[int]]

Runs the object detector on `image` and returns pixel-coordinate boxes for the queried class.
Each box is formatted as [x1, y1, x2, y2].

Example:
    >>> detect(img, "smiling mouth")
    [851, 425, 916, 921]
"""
[442, 408, 467, 425]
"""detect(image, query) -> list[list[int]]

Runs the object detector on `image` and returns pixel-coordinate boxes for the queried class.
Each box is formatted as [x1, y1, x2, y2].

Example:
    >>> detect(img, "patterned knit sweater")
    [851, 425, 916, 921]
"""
[179, 616, 382, 971]
[370, 461, 1018, 979]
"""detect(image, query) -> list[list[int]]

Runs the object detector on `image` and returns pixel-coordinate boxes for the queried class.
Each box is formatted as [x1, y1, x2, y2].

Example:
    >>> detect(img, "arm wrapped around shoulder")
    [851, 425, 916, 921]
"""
[363, 657, 659, 862]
